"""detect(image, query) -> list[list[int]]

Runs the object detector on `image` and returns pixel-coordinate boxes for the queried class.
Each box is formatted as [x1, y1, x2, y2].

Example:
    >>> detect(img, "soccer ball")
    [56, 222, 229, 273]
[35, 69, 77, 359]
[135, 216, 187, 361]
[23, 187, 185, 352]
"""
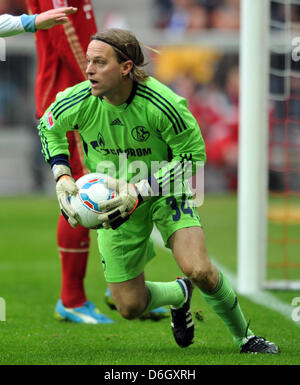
[69, 173, 117, 229]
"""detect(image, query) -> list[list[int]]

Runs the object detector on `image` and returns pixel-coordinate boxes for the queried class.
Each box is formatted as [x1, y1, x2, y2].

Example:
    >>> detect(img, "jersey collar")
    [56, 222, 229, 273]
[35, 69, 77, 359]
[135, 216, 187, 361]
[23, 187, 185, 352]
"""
[98, 81, 138, 112]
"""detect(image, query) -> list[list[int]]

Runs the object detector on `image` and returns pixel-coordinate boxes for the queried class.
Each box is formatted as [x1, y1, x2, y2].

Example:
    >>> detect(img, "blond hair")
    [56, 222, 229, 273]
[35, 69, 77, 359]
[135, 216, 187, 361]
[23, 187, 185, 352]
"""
[91, 29, 149, 83]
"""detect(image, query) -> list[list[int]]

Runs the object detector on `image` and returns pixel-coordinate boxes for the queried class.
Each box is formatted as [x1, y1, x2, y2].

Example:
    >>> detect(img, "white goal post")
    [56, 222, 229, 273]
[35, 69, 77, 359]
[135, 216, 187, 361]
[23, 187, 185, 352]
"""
[237, 0, 270, 294]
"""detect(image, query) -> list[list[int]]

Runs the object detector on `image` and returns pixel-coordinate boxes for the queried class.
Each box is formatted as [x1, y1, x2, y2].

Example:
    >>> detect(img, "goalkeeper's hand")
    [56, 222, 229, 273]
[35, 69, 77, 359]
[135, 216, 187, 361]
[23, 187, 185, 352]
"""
[97, 176, 153, 230]
[53, 164, 79, 228]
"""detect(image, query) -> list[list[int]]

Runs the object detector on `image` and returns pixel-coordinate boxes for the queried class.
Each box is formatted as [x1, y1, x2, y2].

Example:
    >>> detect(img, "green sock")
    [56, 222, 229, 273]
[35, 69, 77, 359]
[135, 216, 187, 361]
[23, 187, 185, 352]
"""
[142, 281, 186, 315]
[200, 271, 254, 347]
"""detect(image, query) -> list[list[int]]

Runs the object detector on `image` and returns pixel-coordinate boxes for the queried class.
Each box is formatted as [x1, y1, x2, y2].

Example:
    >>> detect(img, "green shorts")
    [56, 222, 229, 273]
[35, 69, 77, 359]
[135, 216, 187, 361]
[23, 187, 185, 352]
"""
[97, 195, 202, 283]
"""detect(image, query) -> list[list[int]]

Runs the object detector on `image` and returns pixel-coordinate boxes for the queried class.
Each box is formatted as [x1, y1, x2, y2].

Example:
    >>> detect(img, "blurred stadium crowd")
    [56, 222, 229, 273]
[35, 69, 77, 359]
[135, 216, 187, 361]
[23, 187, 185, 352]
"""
[154, 0, 240, 31]
[0, 0, 300, 193]
[154, 0, 300, 32]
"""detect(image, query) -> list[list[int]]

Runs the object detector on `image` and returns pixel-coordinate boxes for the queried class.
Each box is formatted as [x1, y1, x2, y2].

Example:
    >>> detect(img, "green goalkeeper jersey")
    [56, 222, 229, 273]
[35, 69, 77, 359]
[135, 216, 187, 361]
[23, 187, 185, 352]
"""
[38, 76, 206, 193]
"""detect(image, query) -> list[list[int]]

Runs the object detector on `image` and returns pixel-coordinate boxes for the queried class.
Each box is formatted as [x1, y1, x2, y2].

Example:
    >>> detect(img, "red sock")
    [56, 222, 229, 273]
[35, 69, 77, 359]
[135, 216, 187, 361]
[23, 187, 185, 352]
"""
[57, 214, 90, 308]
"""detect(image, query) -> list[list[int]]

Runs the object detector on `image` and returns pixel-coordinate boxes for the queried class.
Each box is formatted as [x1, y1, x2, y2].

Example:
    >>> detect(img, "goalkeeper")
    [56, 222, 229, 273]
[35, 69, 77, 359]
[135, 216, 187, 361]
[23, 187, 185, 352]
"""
[0, 7, 77, 37]
[38, 28, 279, 353]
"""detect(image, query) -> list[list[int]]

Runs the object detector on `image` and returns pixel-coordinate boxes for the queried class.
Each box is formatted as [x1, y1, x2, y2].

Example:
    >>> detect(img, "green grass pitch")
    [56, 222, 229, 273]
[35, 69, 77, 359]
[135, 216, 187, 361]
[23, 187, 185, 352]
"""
[0, 195, 299, 365]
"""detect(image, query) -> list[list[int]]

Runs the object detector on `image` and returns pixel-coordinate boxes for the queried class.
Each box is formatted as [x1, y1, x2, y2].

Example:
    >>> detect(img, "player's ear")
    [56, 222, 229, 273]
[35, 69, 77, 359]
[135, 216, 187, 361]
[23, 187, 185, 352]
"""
[121, 60, 134, 78]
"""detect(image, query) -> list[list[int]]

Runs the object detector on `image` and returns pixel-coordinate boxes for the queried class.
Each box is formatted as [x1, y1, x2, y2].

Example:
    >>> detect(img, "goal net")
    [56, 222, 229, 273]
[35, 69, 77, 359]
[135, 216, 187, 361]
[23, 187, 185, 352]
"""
[266, 0, 300, 289]
[237, 0, 300, 293]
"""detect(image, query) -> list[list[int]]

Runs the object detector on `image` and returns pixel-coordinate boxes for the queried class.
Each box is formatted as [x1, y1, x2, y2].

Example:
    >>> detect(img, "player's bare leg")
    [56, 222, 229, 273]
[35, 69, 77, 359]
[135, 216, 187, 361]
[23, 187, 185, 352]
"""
[107, 273, 148, 319]
[169, 227, 219, 292]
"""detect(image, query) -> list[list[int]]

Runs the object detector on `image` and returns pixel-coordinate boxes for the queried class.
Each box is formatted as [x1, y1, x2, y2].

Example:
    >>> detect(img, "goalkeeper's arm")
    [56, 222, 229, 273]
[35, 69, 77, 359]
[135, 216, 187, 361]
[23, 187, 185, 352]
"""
[0, 7, 77, 37]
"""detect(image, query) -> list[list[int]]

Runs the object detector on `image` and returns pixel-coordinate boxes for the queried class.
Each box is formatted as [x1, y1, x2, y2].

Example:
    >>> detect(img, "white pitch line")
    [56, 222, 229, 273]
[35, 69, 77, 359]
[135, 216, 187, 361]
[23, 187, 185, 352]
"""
[151, 228, 300, 328]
